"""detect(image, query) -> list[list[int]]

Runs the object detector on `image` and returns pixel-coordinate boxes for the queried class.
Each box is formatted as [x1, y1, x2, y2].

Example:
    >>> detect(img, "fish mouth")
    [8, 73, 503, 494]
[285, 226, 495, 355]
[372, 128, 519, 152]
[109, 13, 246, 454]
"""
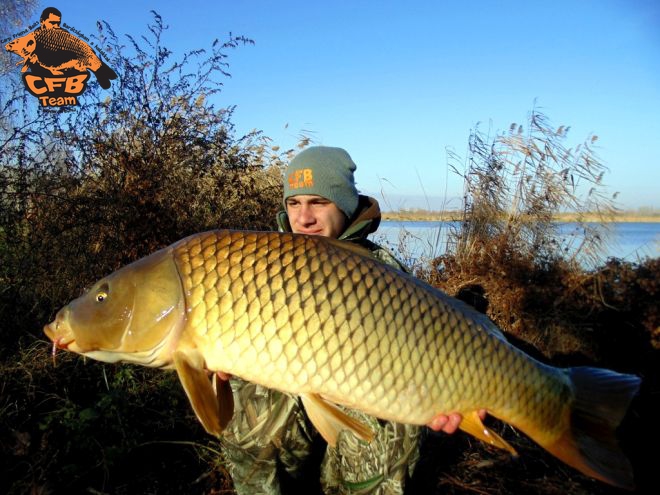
[43, 320, 76, 350]
[50, 336, 75, 364]
[44, 319, 76, 365]
[53, 336, 74, 350]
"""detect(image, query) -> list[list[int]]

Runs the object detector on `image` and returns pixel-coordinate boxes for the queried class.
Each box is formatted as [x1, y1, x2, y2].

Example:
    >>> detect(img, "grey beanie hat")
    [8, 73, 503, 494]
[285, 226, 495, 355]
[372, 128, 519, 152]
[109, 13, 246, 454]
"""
[283, 146, 359, 218]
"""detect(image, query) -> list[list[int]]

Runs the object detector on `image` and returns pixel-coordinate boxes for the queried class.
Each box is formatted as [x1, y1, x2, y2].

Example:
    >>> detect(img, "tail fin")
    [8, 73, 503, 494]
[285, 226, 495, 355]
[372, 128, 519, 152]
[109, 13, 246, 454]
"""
[93, 62, 117, 89]
[546, 367, 640, 490]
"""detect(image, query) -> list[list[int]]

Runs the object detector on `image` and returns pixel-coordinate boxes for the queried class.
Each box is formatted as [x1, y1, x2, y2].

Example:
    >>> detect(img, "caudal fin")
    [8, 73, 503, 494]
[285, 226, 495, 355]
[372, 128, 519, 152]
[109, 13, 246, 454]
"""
[546, 367, 640, 490]
[93, 62, 117, 89]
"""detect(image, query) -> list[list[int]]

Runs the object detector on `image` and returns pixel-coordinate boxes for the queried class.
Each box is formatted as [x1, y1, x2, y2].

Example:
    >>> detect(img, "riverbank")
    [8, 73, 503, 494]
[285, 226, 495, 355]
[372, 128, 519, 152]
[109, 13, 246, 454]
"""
[382, 210, 660, 223]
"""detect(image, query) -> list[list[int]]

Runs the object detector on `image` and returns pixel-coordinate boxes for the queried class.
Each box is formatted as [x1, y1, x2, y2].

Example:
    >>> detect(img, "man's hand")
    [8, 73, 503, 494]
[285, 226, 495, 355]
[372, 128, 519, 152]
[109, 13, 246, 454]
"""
[427, 409, 487, 434]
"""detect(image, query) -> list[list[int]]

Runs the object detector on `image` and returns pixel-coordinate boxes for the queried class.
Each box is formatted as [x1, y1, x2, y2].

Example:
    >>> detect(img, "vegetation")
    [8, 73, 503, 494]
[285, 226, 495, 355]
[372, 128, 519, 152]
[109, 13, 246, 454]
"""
[1, 13, 290, 351]
[1, 12, 658, 495]
[415, 111, 659, 494]
[1, 13, 285, 494]
[0, 0, 40, 77]
[382, 208, 660, 223]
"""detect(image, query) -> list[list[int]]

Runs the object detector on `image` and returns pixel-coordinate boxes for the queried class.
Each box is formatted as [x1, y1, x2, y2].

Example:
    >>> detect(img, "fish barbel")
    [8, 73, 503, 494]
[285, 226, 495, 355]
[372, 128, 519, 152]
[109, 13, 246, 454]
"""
[44, 230, 640, 489]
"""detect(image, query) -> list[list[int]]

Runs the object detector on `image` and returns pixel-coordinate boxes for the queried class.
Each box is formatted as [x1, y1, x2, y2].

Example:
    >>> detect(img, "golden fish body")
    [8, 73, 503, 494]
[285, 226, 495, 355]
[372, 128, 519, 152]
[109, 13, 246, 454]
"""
[44, 230, 640, 489]
[177, 232, 563, 425]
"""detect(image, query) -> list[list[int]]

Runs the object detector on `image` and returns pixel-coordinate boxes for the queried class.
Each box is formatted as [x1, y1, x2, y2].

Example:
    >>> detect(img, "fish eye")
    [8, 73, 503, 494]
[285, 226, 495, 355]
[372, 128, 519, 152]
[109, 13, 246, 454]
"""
[95, 283, 110, 303]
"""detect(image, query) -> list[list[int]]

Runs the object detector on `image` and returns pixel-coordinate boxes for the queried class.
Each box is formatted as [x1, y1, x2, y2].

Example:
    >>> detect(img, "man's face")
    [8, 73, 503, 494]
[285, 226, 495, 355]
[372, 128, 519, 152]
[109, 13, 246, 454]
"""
[41, 14, 61, 29]
[285, 195, 347, 239]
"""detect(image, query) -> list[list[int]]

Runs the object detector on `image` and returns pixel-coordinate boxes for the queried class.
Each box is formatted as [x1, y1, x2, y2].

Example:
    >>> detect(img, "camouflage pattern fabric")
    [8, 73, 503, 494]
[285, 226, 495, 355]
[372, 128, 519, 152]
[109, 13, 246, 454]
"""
[220, 379, 420, 495]
[320, 410, 420, 494]
[363, 244, 409, 274]
[220, 380, 316, 494]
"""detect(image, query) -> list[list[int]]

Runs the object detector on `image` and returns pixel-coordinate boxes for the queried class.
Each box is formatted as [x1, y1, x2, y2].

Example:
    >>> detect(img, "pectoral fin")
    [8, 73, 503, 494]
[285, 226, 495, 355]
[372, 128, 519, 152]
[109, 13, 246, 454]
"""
[173, 349, 233, 437]
[459, 410, 517, 455]
[301, 393, 374, 447]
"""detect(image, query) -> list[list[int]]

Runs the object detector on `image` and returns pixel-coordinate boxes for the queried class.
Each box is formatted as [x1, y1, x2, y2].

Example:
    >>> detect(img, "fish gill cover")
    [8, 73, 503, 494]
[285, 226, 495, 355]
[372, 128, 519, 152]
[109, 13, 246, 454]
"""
[3, 6, 117, 108]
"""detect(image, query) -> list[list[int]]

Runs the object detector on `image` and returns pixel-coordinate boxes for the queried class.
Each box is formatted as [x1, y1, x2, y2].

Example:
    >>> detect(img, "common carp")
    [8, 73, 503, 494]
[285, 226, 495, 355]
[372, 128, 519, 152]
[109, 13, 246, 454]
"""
[5, 27, 117, 89]
[44, 230, 640, 489]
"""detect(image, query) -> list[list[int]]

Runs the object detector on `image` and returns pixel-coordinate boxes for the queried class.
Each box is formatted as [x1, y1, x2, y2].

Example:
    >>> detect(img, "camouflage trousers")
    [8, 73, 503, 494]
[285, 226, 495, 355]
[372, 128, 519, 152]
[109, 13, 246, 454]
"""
[219, 379, 421, 495]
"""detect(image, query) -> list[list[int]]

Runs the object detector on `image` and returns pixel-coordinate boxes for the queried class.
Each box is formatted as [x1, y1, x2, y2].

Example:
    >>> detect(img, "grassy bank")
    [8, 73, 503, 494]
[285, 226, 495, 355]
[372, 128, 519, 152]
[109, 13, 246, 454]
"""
[382, 209, 660, 223]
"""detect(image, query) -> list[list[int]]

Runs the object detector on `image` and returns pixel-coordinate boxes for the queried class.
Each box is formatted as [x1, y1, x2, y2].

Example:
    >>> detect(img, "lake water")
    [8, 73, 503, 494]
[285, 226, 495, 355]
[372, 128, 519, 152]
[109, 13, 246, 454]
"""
[371, 221, 660, 267]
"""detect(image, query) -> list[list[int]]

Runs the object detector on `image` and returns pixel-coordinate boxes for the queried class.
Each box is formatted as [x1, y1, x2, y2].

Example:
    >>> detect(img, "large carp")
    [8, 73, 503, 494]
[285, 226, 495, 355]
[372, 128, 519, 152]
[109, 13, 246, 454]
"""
[44, 230, 639, 489]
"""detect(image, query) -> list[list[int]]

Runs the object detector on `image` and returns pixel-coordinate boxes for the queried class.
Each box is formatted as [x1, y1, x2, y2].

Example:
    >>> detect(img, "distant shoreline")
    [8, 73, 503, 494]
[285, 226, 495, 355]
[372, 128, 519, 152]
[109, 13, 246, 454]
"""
[381, 211, 660, 223]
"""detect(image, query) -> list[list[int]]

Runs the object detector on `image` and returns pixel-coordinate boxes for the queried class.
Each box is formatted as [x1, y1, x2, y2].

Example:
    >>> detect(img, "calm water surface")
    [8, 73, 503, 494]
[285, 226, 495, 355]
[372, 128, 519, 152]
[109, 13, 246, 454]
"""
[372, 221, 660, 267]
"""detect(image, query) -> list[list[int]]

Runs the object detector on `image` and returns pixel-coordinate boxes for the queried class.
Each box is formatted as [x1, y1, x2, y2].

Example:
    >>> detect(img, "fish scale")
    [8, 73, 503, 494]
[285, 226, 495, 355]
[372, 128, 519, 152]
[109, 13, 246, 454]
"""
[171, 231, 565, 426]
[44, 229, 640, 489]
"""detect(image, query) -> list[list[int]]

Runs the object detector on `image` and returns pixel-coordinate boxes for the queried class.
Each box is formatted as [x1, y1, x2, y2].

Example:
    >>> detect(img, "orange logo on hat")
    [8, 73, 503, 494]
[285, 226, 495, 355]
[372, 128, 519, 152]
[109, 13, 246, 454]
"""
[288, 168, 314, 189]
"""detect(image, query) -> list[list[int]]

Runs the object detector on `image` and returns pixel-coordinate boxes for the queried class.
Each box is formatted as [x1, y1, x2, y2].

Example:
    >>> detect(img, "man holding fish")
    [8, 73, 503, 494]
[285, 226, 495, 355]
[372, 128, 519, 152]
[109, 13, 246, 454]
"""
[44, 148, 639, 494]
[220, 146, 471, 494]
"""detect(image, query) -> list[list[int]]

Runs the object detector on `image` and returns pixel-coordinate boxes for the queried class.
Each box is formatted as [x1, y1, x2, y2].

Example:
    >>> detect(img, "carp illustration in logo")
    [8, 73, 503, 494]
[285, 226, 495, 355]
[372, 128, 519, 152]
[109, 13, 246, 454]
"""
[4, 7, 117, 107]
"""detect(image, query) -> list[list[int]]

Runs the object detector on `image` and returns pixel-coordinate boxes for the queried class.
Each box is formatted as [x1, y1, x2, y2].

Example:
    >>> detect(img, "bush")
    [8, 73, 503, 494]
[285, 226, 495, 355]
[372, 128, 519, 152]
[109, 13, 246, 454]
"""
[419, 108, 659, 494]
[446, 108, 617, 269]
[0, 12, 290, 349]
[427, 108, 657, 362]
[1, 12, 289, 493]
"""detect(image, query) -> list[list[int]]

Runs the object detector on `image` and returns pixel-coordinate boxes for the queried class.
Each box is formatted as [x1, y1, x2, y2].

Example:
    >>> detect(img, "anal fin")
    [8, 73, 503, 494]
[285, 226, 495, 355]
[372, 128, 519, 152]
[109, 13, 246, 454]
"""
[459, 410, 517, 455]
[301, 393, 374, 447]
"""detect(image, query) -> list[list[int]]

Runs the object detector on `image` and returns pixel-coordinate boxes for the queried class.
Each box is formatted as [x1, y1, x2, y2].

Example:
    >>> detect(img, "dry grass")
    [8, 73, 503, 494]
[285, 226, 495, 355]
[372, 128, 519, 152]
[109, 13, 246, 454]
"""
[414, 108, 659, 494]
[383, 209, 660, 223]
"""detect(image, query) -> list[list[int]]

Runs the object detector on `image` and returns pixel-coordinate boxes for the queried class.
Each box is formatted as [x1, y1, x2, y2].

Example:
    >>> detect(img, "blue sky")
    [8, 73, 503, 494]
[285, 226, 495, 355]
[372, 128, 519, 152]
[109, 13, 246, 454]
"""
[10, 1, 660, 210]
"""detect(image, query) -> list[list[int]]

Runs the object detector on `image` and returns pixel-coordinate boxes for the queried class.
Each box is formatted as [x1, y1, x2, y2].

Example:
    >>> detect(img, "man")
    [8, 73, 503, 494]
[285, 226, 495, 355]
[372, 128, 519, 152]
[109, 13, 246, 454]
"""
[220, 146, 470, 494]
[39, 7, 63, 30]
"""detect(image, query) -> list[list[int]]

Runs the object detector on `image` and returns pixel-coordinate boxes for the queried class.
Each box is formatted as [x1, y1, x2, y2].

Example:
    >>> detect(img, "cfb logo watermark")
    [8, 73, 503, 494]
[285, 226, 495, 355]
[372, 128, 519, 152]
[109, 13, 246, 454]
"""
[3, 6, 117, 108]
